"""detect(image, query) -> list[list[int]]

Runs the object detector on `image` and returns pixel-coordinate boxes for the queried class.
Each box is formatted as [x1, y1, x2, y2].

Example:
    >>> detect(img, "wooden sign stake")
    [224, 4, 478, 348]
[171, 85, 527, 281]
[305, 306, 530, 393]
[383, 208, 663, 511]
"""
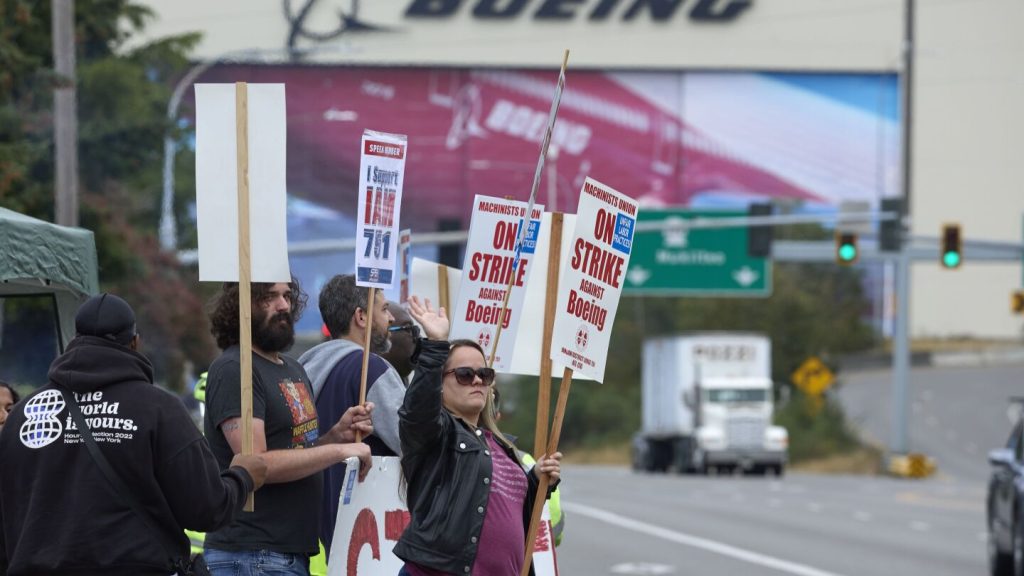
[235, 82, 255, 512]
[356, 287, 376, 443]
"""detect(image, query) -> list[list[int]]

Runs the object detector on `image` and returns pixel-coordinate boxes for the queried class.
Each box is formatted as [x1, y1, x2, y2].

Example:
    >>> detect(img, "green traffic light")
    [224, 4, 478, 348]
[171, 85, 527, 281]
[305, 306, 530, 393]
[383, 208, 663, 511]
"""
[943, 251, 961, 268]
[838, 244, 857, 262]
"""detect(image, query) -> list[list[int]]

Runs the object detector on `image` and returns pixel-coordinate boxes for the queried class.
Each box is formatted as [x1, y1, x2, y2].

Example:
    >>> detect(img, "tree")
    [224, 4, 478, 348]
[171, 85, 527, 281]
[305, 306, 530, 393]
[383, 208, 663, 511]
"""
[1, 0, 211, 390]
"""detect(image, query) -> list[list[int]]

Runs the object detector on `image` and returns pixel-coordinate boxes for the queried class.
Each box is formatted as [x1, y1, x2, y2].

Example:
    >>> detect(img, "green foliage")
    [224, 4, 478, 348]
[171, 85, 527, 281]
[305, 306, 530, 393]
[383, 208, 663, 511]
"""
[773, 391, 861, 461]
[498, 247, 876, 455]
[0, 0, 209, 390]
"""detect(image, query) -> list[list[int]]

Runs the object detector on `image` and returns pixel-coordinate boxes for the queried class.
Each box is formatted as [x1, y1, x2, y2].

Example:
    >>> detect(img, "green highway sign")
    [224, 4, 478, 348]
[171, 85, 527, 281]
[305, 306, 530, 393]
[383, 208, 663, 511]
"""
[623, 209, 772, 297]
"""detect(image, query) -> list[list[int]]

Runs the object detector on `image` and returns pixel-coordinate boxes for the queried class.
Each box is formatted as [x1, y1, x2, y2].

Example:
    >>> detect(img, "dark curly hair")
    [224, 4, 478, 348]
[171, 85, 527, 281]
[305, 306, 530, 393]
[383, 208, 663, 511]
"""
[0, 381, 19, 405]
[208, 278, 308, 350]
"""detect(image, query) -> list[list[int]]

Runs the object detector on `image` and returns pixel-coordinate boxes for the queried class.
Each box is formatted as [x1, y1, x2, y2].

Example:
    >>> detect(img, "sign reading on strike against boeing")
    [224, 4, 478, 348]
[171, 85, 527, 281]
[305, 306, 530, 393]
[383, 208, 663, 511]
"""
[550, 177, 638, 382]
[355, 130, 407, 289]
[450, 195, 544, 371]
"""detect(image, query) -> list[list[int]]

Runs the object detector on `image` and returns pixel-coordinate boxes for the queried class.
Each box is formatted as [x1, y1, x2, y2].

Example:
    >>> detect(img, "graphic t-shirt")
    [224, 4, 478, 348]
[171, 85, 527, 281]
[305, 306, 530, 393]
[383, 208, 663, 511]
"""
[204, 346, 322, 555]
[472, 431, 527, 574]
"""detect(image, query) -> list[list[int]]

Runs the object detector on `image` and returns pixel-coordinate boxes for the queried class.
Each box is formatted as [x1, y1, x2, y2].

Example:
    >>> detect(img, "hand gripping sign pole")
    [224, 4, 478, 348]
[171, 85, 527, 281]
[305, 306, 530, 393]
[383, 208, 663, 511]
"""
[354, 130, 407, 441]
[487, 49, 569, 370]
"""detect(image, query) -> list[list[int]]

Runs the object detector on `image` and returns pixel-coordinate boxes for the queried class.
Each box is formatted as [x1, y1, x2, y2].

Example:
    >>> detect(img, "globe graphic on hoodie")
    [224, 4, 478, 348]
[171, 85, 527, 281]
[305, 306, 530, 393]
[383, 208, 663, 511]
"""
[19, 389, 66, 449]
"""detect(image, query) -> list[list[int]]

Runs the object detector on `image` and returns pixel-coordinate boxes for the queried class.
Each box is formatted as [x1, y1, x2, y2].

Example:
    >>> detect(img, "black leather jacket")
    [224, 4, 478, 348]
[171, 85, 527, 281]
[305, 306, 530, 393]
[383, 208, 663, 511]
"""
[393, 339, 549, 575]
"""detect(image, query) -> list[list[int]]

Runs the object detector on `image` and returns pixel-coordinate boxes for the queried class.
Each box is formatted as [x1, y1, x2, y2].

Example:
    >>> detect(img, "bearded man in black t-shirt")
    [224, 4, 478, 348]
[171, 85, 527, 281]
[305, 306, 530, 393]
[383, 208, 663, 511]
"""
[203, 280, 374, 576]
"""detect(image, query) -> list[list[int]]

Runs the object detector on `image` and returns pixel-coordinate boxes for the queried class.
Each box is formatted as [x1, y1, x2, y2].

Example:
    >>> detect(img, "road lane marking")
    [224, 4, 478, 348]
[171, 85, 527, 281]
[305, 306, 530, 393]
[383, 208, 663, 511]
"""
[895, 491, 982, 512]
[806, 503, 822, 513]
[853, 511, 872, 522]
[910, 521, 931, 532]
[611, 562, 675, 574]
[564, 502, 848, 576]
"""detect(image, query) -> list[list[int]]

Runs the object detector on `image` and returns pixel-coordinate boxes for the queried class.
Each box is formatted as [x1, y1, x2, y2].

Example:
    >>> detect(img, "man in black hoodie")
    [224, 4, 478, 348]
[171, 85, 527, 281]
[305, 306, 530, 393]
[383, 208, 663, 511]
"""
[0, 293, 268, 576]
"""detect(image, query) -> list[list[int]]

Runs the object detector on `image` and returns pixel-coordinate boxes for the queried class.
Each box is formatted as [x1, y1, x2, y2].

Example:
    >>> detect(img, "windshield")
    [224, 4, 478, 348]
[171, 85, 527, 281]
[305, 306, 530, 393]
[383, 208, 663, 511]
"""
[706, 389, 768, 403]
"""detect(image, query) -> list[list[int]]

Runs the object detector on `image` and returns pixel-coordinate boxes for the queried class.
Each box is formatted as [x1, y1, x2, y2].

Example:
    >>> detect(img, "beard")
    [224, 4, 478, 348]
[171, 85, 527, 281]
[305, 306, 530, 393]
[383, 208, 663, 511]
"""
[252, 310, 295, 353]
[370, 326, 392, 355]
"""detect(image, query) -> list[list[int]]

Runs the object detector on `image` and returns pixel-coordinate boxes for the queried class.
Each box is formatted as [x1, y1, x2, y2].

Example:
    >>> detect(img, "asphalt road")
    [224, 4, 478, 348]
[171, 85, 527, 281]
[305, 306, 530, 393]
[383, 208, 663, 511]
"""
[838, 362, 1024, 483]
[553, 363, 1024, 575]
[554, 466, 983, 576]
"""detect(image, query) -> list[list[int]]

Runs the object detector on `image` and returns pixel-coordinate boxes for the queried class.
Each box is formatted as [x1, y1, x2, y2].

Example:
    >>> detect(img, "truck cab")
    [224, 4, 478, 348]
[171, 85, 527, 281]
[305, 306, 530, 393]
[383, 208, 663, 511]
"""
[692, 377, 788, 475]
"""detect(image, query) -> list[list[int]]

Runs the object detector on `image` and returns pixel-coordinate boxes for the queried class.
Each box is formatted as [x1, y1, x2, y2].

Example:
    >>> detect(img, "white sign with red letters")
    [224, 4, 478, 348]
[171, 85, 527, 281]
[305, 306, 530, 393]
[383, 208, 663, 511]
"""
[450, 195, 544, 371]
[355, 130, 407, 289]
[549, 178, 638, 382]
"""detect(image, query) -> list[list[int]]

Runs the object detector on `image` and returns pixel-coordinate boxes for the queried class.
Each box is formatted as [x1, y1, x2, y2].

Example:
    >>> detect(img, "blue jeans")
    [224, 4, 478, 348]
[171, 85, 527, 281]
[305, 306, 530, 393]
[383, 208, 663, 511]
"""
[204, 548, 310, 576]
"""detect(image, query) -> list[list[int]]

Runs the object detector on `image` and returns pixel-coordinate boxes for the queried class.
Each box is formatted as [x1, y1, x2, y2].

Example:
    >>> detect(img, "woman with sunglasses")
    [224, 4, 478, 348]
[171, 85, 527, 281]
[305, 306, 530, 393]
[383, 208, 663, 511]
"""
[393, 296, 562, 576]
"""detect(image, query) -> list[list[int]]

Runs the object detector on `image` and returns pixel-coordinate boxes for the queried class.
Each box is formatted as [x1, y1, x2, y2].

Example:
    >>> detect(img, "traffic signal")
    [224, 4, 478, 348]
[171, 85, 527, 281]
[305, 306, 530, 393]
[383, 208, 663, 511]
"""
[835, 231, 858, 265]
[940, 224, 962, 269]
[747, 202, 773, 258]
[879, 198, 904, 252]
[1013, 291, 1024, 314]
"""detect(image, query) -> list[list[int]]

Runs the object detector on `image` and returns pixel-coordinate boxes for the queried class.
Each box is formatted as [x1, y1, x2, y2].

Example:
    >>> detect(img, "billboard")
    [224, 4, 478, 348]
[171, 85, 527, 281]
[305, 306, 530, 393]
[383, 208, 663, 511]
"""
[182, 66, 899, 331]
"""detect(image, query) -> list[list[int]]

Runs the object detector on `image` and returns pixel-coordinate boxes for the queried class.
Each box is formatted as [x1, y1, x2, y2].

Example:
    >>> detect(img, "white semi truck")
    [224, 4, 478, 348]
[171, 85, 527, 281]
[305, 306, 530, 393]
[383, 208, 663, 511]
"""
[632, 333, 788, 475]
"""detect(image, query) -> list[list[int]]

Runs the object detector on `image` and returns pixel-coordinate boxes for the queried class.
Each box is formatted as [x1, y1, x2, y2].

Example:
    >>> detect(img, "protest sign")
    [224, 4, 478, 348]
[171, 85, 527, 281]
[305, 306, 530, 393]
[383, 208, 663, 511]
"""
[409, 257, 460, 313]
[328, 457, 557, 576]
[550, 178, 638, 382]
[355, 130, 407, 289]
[398, 229, 411, 303]
[450, 195, 543, 371]
[195, 83, 289, 282]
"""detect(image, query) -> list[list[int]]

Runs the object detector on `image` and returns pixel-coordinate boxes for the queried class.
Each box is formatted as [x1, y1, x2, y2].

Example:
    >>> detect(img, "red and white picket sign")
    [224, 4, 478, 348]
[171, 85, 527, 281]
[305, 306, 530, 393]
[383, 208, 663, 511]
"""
[328, 456, 557, 576]
[449, 195, 544, 371]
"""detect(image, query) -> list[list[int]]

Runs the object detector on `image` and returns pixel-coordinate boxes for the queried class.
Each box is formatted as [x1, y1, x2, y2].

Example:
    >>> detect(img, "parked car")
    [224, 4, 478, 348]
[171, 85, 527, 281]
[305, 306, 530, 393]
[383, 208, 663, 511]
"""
[987, 400, 1024, 576]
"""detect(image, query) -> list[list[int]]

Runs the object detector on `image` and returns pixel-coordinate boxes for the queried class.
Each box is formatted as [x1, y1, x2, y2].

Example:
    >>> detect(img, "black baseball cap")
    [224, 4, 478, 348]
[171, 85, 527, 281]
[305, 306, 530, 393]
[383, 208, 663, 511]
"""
[75, 293, 137, 345]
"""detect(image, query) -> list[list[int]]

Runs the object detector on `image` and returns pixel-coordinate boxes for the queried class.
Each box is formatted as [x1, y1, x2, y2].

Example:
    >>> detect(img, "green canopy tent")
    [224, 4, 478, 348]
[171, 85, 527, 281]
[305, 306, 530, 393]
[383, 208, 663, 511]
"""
[0, 207, 99, 352]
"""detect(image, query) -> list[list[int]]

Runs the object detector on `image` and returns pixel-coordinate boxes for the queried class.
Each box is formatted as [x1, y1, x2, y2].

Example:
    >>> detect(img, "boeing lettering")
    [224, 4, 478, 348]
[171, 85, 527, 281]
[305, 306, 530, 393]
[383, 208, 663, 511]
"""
[406, 0, 753, 22]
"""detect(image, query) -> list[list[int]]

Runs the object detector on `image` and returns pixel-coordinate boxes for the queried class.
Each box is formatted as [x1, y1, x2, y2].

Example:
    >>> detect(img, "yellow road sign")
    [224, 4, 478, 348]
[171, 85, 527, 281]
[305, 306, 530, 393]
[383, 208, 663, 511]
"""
[791, 356, 835, 396]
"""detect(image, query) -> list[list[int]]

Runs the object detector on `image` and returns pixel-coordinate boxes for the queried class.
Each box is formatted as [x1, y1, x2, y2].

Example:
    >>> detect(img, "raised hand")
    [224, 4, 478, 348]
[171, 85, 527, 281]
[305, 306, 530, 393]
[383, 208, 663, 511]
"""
[408, 295, 449, 341]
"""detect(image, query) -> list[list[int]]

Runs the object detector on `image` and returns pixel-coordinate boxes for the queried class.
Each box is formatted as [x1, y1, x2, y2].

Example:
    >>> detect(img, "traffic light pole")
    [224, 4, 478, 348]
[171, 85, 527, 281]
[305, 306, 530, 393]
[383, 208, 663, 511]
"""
[892, 246, 911, 455]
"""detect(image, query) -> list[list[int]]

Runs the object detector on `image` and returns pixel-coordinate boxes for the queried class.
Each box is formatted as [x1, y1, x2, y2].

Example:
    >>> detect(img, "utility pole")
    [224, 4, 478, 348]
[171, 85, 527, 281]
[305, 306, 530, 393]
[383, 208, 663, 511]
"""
[52, 0, 78, 226]
[891, 0, 915, 456]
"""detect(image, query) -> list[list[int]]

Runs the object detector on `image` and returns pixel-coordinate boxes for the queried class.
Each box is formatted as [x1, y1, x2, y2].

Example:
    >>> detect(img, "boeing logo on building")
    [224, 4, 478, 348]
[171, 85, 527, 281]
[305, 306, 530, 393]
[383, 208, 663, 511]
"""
[284, 0, 392, 54]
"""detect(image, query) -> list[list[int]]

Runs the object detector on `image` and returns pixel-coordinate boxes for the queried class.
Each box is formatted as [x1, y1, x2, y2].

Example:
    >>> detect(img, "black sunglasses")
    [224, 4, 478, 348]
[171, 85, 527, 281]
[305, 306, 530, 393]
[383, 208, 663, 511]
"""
[388, 324, 421, 339]
[443, 366, 496, 387]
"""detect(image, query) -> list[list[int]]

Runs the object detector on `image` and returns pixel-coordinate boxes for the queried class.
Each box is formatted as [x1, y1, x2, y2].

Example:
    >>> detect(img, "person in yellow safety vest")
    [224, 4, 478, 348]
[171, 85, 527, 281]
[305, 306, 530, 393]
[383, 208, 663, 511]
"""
[492, 386, 565, 546]
[191, 372, 331, 575]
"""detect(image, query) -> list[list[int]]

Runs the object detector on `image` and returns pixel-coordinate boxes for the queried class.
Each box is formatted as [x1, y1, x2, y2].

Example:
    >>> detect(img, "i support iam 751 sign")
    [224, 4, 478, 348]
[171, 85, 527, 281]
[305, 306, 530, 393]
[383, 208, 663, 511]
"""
[550, 178, 637, 382]
[355, 130, 407, 288]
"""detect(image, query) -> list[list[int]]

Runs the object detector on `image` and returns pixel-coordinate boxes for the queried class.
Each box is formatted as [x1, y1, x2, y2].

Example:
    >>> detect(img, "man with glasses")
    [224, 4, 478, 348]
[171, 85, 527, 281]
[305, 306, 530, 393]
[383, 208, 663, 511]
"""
[382, 302, 419, 384]
[298, 274, 405, 558]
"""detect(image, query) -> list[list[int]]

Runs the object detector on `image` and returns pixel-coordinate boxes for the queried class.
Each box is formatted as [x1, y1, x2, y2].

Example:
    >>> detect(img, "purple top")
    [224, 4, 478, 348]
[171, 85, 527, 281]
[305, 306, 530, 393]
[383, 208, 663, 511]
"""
[405, 430, 527, 576]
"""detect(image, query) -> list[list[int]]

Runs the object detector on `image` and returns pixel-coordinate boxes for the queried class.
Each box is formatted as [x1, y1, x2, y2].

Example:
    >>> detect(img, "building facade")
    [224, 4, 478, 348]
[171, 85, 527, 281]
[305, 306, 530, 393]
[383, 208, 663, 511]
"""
[140, 0, 1024, 338]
